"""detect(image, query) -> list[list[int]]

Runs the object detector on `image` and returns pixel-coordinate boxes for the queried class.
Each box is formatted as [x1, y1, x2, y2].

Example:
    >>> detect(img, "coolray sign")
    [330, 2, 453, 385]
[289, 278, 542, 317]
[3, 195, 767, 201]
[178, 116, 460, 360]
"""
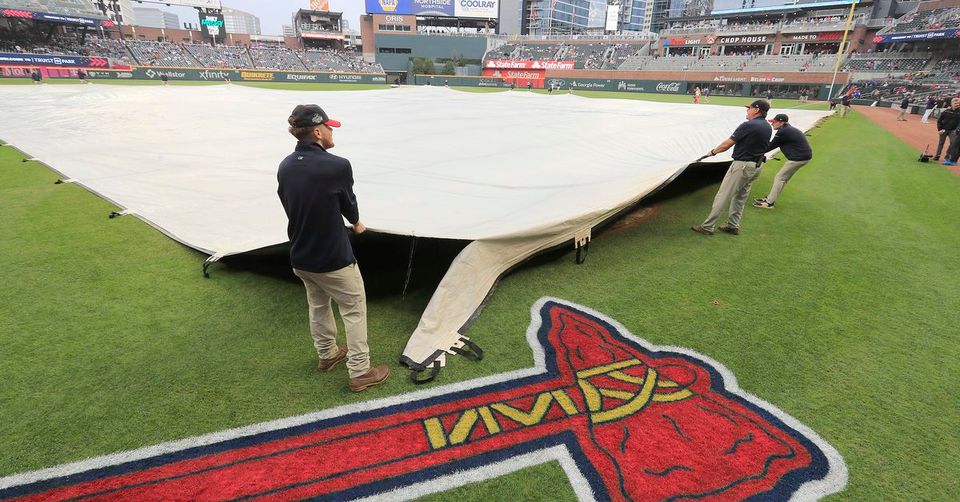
[486, 60, 575, 70]
[455, 0, 498, 18]
[198, 69, 231, 80]
[413, 0, 455, 16]
[718, 35, 770, 44]
[0, 300, 848, 501]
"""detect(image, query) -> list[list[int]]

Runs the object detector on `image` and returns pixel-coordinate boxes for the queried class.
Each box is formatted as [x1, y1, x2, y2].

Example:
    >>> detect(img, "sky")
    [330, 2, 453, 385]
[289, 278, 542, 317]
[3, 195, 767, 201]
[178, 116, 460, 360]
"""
[152, 0, 364, 36]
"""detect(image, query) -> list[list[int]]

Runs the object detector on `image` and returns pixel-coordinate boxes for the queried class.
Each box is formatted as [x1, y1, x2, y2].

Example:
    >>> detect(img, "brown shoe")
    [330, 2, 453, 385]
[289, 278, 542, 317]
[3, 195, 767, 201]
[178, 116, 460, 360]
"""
[691, 225, 713, 236]
[349, 365, 390, 392]
[317, 346, 347, 373]
[718, 225, 741, 235]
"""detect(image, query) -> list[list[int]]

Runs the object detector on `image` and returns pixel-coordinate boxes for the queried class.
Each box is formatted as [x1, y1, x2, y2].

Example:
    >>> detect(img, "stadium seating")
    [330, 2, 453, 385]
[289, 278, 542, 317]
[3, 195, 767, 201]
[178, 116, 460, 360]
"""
[249, 46, 307, 71]
[298, 49, 384, 73]
[184, 43, 251, 69]
[890, 7, 960, 33]
[843, 54, 930, 73]
[126, 41, 198, 67]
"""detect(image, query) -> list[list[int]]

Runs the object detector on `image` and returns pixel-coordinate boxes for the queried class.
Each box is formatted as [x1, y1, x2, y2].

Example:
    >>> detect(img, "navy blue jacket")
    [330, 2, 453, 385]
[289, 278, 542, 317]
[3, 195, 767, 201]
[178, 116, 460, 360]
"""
[277, 141, 360, 273]
[767, 123, 813, 161]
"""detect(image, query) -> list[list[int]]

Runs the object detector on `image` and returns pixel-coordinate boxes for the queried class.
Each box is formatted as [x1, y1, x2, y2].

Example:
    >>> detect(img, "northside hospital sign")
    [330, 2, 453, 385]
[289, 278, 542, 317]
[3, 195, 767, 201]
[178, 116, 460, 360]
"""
[366, 0, 499, 18]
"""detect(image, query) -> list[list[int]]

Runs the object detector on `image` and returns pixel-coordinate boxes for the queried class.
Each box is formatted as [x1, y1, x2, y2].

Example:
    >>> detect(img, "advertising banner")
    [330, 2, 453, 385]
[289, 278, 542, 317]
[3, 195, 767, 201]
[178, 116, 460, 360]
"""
[0, 52, 109, 68]
[199, 12, 226, 42]
[481, 67, 542, 87]
[413, 0, 455, 16]
[366, 0, 413, 15]
[544, 77, 687, 93]
[135, 0, 221, 7]
[717, 35, 771, 44]
[133, 67, 387, 84]
[454, 0, 498, 18]
[1, 8, 113, 27]
[876, 28, 960, 43]
[663, 35, 716, 46]
[486, 60, 575, 70]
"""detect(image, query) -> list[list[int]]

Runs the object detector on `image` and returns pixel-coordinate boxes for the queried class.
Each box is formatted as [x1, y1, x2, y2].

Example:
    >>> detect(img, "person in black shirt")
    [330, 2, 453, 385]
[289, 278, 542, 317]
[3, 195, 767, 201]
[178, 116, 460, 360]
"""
[840, 93, 852, 118]
[160, 73, 169, 86]
[896, 93, 912, 121]
[277, 104, 390, 392]
[753, 114, 813, 209]
[31, 69, 42, 84]
[937, 98, 960, 165]
[693, 99, 773, 236]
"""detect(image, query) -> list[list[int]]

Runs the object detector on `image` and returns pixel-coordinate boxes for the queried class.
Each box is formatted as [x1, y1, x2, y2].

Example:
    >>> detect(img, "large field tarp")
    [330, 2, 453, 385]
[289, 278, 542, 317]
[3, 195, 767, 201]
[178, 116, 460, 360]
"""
[0, 84, 829, 372]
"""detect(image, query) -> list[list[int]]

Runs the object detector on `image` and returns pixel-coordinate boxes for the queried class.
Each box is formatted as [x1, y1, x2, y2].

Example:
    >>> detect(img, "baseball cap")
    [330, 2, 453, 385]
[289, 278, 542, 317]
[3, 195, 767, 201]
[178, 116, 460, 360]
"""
[289, 104, 341, 128]
[768, 113, 789, 123]
[745, 99, 770, 113]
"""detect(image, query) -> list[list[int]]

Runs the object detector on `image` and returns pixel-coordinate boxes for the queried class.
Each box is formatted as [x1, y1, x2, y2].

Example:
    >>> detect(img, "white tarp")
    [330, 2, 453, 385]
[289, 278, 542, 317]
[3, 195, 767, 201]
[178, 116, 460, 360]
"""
[0, 84, 829, 369]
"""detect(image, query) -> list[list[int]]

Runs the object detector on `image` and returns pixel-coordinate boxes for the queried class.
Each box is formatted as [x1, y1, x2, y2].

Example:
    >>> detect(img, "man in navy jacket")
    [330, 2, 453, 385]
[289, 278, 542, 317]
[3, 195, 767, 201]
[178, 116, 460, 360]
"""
[277, 104, 390, 392]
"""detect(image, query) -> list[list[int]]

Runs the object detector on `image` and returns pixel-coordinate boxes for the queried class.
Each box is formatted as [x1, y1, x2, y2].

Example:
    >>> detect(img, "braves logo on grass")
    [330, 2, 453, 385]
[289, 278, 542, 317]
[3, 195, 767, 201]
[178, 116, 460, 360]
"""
[0, 299, 847, 501]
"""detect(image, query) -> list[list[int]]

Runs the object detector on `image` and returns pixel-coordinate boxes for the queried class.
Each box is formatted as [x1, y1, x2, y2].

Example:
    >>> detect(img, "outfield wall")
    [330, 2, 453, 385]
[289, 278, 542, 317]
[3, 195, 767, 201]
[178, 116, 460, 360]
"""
[0, 66, 388, 84]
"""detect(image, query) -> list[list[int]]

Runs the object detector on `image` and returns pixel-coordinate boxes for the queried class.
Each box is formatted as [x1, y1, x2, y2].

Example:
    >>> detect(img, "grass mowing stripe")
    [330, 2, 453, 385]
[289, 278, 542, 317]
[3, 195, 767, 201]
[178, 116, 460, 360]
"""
[1, 99, 957, 501]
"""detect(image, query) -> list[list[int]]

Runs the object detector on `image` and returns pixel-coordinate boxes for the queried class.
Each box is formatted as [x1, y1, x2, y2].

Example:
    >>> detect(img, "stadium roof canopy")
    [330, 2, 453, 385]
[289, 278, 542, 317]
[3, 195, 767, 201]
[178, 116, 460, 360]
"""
[0, 85, 829, 371]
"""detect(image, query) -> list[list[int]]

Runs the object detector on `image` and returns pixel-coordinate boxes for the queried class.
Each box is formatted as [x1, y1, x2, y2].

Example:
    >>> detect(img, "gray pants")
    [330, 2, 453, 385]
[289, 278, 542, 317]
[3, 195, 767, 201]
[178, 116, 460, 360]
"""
[294, 264, 370, 378]
[935, 129, 960, 160]
[702, 160, 763, 231]
[765, 160, 809, 204]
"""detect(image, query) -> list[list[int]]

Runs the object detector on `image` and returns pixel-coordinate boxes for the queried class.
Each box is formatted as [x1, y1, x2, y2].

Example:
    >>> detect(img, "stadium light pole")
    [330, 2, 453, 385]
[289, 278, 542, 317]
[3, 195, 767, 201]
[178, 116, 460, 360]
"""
[827, 0, 859, 99]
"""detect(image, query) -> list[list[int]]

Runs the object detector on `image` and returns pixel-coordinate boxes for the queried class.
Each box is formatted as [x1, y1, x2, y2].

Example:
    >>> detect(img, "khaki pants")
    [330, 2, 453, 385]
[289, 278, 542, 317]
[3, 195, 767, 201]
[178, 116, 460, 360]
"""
[702, 160, 763, 231]
[765, 160, 809, 204]
[294, 264, 370, 378]
[897, 107, 908, 121]
[840, 104, 850, 117]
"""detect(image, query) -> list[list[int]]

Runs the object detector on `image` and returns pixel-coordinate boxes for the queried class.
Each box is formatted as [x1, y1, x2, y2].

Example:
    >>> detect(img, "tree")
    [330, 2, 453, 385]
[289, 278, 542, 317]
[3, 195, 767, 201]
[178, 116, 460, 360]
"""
[411, 57, 435, 75]
[442, 61, 455, 75]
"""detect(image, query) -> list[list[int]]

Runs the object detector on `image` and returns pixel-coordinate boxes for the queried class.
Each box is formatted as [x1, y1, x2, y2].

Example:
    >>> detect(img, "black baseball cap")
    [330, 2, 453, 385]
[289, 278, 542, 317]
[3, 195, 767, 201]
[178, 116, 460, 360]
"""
[745, 99, 770, 113]
[768, 113, 789, 123]
[289, 104, 341, 128]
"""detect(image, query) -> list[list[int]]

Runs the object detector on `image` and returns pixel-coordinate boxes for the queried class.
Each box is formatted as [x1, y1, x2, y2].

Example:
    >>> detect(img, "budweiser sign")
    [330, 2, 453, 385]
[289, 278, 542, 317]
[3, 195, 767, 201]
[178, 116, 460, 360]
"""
[485, 59, 575, 70]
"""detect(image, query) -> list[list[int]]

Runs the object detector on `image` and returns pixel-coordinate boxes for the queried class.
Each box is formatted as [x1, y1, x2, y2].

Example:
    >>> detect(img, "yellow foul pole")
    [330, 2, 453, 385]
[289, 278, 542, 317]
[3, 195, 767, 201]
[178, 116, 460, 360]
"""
[828, 0, 859, 99]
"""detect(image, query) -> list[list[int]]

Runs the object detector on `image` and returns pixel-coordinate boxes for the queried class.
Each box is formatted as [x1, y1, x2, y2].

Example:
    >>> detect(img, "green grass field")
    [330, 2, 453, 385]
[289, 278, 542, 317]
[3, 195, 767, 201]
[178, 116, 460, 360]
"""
[0, 83, 957, 500]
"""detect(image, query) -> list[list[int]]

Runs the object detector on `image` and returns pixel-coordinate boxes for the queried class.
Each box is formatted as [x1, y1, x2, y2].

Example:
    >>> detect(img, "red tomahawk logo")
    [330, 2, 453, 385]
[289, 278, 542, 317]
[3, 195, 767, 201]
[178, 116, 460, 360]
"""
[1, 300, 845, 501]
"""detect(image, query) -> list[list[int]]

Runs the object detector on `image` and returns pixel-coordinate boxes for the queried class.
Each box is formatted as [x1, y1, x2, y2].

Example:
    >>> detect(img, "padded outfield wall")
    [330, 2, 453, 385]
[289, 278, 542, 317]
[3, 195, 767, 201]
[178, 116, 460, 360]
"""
[0, 66, 387, 84]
